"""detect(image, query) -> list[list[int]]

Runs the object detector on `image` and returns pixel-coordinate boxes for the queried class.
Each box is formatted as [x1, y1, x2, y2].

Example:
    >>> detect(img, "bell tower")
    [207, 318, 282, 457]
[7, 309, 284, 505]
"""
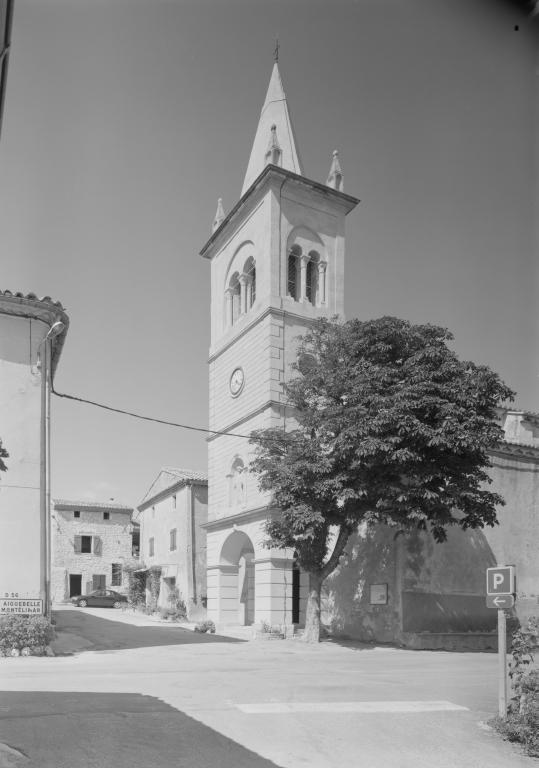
[200, 62, 359, 630]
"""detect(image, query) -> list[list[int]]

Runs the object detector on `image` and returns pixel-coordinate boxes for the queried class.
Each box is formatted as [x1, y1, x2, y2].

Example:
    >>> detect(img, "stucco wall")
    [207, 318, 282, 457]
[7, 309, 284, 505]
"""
[0, 313, 47, 602]
[139, 481, 207, 619]
[51, 508, 133, 602]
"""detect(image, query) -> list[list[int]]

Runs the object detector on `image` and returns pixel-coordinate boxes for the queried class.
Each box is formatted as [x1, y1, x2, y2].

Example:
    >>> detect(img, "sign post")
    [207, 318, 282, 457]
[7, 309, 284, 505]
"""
[486, 565, 516, 719]
[498, 609, 507, 718]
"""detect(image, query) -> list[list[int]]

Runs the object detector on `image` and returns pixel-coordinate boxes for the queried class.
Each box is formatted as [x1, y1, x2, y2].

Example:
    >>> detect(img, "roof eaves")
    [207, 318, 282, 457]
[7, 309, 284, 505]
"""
[199, 164, 360, 259]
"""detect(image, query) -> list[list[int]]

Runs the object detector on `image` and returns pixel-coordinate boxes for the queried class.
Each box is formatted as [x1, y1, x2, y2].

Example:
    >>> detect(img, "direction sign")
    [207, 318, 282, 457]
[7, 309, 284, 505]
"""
[487, 566, 515, 595]
[487, 594, 515, 610]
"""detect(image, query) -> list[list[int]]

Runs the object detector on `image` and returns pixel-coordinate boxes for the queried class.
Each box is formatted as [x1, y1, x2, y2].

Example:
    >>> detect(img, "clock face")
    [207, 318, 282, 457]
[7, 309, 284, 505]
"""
[230, 367, 244, 396]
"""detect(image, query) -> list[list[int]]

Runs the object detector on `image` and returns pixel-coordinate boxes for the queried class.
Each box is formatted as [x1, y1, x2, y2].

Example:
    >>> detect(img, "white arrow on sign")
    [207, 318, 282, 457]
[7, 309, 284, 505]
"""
[486, 594, 515, 610]
[492, 596, 506, 607]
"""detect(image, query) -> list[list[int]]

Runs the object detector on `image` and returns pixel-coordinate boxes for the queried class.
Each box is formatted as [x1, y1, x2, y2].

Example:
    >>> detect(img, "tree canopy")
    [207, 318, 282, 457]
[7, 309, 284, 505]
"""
[249, 316, 515, 641]
[0, 439, 8, 475]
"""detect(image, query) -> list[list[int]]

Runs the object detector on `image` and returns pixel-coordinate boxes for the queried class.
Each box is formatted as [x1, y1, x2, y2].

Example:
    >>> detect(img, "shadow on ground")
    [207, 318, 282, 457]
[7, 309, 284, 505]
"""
[53, 610, 243, 652]
[0, 692, 279, 768]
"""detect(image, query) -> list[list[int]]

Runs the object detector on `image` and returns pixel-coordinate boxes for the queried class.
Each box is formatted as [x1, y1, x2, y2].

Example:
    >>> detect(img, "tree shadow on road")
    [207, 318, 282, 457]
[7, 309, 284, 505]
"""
[0, 691, 280, 768]
[53, 610, 244, 652]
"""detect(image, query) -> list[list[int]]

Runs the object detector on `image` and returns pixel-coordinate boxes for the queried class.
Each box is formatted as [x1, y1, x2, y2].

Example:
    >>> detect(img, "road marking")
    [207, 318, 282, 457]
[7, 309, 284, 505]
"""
[236, 700, 469, 714]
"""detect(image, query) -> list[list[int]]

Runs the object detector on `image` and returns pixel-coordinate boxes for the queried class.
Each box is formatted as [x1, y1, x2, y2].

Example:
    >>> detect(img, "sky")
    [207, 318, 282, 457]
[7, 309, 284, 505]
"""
[0, 0, 537, 508]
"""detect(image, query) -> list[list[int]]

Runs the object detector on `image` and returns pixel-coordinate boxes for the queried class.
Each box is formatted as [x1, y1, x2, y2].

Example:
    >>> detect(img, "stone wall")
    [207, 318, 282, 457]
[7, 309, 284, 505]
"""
[51, 508, 133, 603]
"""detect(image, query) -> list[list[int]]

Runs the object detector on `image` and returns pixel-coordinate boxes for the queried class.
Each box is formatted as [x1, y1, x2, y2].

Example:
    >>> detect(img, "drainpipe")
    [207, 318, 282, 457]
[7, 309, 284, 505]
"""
[44, 336, 52, 617]
[186, 483, 197, 605]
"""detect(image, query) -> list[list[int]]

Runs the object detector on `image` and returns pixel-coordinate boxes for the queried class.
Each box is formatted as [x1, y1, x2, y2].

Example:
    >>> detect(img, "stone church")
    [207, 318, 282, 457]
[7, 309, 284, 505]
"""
[200, 63, 539, 648]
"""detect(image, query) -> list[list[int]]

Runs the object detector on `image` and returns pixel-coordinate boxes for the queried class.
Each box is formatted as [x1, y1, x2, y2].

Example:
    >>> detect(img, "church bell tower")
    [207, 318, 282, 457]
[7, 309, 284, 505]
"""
[200, 61, 359, 630]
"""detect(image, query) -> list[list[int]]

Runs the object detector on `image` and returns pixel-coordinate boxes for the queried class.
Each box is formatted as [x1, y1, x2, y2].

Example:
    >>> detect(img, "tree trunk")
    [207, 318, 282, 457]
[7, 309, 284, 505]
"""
[300, 524, 353, 643]
[301, 572, 324, 643]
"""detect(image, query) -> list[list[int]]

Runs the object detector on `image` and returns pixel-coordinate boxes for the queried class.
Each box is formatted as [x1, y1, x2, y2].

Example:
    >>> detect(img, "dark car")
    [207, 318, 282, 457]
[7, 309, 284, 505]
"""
[71, 590, 128, 609]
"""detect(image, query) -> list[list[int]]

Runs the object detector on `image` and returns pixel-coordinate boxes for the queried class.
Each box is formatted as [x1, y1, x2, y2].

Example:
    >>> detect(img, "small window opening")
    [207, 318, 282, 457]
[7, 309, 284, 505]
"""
[74, 510, 80, 519]
[170, 528, 177, 551]
[288, 254, 297, 299]
[172, 494, 177, 509]
[81, 535, 92, 554]
[306, 261, 313, 303]
[251, 267, 256, 305]
[151, 506, 155, 519]
[149, 537, 155, 557]
[103, 512, 110, 520]
[111, 564, 122, 586]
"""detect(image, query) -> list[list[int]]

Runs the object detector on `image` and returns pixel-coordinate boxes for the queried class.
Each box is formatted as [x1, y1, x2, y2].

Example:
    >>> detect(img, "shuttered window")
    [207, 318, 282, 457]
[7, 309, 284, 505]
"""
[92, 574, 106, 591]
[74, 535, 82, 553]
[93, 537, 102, 556]
[111, 564, 122, 586]
[170, 529, 177, 551]
[149, 537, 154, 557]
[306, 261, 313, 303]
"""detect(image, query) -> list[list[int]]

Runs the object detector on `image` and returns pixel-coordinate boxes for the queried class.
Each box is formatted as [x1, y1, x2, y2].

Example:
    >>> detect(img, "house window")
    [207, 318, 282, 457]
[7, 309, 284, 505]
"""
[74, 535, 101, 555]
[74, 511, 80, 519]
[170, 528, 177, 551]
[103, 512, 110, 520]
[149, 537, 155, 557]
[81, 536, 92, 554]
[111, 564, 122, 586]
[172, 495, 176, 509]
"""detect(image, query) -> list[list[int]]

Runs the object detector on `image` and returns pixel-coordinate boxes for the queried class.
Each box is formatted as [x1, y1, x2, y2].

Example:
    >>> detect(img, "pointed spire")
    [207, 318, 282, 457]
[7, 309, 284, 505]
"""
[212, 198, 225, 233]
[241, 63, 304, 195]
[326, 151, 344, 192]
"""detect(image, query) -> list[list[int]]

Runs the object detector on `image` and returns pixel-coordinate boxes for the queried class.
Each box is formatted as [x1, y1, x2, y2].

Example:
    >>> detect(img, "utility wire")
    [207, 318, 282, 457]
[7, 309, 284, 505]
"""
[52, 386, 295, 442]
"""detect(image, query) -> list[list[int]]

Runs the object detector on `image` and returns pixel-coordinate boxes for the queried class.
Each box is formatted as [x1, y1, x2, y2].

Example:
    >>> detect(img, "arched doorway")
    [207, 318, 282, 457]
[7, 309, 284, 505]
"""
[220, 531, 255, 626]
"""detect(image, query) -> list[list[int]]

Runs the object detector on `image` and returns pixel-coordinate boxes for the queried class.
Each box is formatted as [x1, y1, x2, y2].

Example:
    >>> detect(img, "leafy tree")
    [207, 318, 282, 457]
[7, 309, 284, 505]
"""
[0, 439, 8, 474]
[249, 317, 515, 642]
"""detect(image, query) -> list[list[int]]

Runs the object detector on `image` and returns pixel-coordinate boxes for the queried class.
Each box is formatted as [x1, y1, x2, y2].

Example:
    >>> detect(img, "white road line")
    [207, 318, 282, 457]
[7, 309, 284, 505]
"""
[236, 700, 469, 714]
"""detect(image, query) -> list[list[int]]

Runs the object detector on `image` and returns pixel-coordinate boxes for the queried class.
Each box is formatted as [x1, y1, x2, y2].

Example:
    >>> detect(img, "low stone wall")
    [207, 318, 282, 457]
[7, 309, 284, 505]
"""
[400, 632, 507, 651]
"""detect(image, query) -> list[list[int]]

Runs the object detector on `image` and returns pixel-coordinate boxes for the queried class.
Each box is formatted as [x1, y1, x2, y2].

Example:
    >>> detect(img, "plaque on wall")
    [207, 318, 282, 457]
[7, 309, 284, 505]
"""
[369, 584, 388, 605]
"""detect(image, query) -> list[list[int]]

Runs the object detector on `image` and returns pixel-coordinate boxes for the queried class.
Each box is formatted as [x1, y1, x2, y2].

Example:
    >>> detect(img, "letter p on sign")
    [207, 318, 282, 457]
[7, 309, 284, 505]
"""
[487, 566, 515, 595]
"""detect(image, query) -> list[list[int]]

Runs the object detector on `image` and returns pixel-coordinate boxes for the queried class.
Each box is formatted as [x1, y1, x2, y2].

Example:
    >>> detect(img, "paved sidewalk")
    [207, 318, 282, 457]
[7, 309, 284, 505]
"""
[0, 607, 533, 768]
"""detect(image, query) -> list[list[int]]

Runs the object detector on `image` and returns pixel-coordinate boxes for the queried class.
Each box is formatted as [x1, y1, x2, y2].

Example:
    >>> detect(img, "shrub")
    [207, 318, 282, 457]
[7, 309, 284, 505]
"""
[196, 619, 216, 634]
[159, 607, 188, 622]
[259, 620, 281, 634]
[491, 616, 539, 757]
[122, 560, 147, 606]
[0, 615, 56, 653]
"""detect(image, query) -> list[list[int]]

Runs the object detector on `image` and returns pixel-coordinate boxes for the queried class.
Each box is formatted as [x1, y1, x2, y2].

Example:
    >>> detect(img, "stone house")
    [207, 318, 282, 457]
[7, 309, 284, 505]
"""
[137, 468, 208, 619]
[51, 499, 134, 602]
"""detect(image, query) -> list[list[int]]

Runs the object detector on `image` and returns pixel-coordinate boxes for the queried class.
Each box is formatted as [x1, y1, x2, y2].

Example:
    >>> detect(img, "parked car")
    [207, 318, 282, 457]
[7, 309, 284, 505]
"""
[71, 590, 128, 609]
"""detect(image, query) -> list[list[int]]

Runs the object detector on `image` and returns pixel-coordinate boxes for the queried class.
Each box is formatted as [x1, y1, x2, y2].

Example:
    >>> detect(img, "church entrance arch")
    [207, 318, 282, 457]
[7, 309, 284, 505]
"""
[220, 531, 255, 626]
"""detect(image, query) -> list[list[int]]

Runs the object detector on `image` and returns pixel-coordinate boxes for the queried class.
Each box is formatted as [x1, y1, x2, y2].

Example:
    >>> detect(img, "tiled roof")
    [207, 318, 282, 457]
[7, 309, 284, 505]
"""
[162, 468, 208, 483]
[497, 405, 539, 420]
[138, 467, 208, 510]
[0, 289, 65, 310]
[53, 499, 133, 512]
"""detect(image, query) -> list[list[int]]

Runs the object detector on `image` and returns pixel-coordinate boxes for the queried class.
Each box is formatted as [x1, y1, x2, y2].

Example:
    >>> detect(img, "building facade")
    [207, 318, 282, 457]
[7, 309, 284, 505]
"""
[0, 290, 69, 616]
[137, 468, 208, 619]
[51, 499, 134, 602]
[320, 407, 539, 649]
[201, 63, 359, 629]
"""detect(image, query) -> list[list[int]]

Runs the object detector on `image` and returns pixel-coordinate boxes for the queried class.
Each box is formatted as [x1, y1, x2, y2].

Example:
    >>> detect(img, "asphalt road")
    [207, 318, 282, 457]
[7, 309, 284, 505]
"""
[0, 607, 534, 768]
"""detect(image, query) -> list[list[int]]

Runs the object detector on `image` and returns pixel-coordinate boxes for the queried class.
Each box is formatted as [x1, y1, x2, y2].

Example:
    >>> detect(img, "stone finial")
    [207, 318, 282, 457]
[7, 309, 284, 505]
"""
[326, 150, 344, 192]
[212, 198, 225, 233]
[265, 124, 282, 166]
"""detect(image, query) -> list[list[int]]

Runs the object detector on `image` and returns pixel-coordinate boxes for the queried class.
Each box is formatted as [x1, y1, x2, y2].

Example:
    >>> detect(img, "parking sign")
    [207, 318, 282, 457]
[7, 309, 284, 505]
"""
[486, 566, 515, 595]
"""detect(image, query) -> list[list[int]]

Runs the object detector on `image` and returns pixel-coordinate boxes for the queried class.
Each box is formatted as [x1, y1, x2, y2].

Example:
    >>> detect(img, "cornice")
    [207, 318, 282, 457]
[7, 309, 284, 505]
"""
[207, 399, 292, 442]
[208, 302, 327, 363]
[488, 441, 539, 461]
[202, 505, 278, 531]
[200, 164, 359, 259]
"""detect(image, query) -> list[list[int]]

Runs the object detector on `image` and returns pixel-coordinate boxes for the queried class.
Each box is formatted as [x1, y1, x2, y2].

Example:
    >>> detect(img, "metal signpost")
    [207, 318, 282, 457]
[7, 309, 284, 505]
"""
[486, 565, 516, 718]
